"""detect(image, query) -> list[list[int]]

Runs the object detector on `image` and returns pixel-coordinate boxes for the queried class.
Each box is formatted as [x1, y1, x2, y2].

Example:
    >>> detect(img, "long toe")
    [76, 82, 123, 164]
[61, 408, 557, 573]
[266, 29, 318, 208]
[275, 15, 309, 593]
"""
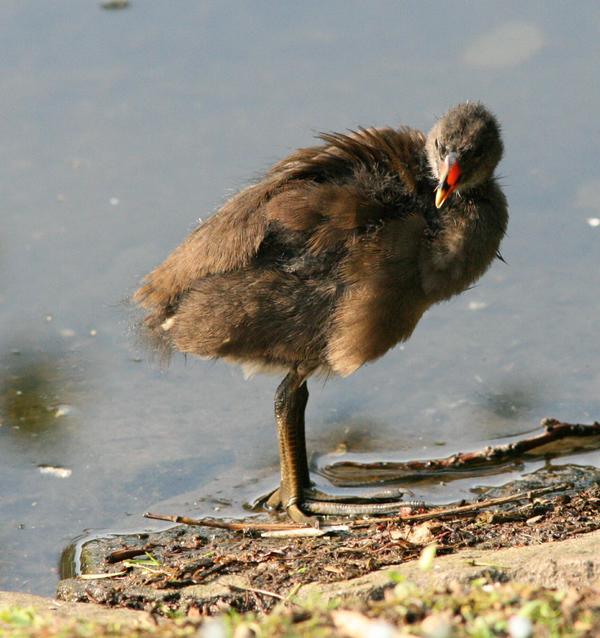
[304, 486, 406, 503]
[301, 498, 418, 517]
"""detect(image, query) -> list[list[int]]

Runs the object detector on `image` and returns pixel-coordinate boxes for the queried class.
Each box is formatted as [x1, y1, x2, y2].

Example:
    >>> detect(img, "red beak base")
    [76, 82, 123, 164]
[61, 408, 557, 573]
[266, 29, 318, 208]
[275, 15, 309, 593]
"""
[435, 155, 462, 208]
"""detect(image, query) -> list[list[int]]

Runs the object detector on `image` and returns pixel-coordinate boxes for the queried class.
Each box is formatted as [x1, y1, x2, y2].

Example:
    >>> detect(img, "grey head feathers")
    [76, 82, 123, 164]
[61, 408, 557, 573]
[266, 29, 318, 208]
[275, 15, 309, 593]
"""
[426, 102, 503, 191]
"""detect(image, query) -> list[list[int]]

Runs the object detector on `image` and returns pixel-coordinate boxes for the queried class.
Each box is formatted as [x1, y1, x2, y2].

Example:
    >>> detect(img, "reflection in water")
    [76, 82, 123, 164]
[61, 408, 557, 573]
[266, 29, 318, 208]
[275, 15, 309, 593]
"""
[58, 541, 77, 581]
[312, 417, 396, 456]
[476, 379, 544, 422]
[462, 21, 544, 69]
[0, 346, 77, 443]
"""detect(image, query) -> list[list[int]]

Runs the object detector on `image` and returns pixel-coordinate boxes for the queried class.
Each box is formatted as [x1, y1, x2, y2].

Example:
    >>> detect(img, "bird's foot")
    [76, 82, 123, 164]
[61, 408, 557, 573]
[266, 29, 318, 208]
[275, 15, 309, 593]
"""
[264, 486, 421, 524]
[264, 489, 320, 527]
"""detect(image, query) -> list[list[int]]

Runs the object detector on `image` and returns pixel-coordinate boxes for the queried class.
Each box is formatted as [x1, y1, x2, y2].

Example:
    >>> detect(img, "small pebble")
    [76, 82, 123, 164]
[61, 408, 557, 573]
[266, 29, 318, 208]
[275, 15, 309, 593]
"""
[233, 624, 257, 638]
[421, 613, 453, 638]
[508, 614, 533, 638]
[90, 329, 97, 336]
[199, 618, 228, 638]
[419, 543, 437, 571]
[109, 197, 120, 206]
[45, 315, 53, 322]
[525, 514, 543, 526]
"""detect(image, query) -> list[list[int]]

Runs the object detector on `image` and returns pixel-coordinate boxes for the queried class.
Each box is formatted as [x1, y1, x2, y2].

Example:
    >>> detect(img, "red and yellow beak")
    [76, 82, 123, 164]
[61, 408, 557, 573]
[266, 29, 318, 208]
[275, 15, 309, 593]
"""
[435, 153, 462, 208]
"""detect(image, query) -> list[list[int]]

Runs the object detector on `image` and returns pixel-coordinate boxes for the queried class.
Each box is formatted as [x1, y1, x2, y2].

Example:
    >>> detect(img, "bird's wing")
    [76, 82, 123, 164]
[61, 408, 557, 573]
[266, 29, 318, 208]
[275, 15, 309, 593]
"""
[133, 177, 274, 314]
[264, 126, 426, 255]
[271, 126, 425, 193]
[134, 126, 425, 313]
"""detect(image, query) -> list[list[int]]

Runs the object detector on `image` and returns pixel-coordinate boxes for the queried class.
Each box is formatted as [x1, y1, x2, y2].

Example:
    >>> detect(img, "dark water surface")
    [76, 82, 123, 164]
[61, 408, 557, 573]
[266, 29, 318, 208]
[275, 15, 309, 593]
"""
[1, 1, 600, 595]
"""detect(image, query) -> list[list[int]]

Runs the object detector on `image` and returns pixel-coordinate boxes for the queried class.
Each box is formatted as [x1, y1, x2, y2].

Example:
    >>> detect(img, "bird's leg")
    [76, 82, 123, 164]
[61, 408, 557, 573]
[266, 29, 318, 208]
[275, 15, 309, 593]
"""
[269, 369, 418, 525]
[272, 370, 316, 526]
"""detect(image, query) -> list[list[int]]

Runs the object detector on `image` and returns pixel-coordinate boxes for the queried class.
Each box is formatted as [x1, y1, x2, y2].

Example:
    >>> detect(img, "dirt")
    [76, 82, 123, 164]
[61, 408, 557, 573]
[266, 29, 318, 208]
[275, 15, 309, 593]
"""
[56, 475, 600, 617]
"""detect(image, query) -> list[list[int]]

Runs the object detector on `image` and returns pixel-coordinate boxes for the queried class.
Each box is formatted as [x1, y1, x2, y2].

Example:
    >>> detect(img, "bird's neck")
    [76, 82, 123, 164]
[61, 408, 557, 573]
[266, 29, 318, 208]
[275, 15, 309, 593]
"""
[420, 178, 508, 300]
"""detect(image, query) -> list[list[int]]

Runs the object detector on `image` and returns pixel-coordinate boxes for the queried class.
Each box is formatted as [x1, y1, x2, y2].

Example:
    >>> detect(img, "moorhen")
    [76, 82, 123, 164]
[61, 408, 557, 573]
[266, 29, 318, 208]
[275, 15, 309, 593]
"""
[134, 101, 508, 525]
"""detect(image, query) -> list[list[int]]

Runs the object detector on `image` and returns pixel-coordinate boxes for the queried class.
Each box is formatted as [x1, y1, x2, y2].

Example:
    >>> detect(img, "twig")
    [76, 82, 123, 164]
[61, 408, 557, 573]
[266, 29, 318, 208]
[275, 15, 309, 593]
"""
[322, 419, 600, 486]
[144, 512, 303, 532]
[352, 482, 572, 526]
[229, 584, 285, 601]
[107, 546, 155, 564]
[79, 570, 128, 580]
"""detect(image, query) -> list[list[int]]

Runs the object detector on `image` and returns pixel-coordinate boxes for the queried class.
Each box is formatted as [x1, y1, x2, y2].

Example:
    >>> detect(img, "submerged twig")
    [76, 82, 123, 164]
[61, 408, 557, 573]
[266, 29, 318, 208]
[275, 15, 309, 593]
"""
[322, 419, 600, 486]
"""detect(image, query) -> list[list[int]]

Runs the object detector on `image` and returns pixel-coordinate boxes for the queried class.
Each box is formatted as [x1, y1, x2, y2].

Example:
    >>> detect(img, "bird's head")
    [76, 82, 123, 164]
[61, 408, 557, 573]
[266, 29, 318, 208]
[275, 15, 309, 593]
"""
[426, 102, 503, 208]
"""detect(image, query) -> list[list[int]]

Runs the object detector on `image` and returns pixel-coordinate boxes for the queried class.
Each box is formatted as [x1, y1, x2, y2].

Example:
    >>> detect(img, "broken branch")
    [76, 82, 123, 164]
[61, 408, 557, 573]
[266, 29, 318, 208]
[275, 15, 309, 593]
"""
[322, 419, 600, 486]
[353, 483, 572, 526]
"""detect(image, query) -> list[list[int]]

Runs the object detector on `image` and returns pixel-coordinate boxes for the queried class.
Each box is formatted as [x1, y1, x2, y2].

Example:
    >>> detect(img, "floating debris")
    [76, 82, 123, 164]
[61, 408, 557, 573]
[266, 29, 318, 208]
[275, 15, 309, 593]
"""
[60, 328, 76, 338]
[109, 197, 120, 206]
[101, 0, 130, 10]
[587, 217, 600, 227]
[468, 300, 487, 310]
[38, 465, 72, 479]
[54, 404, 72, 418]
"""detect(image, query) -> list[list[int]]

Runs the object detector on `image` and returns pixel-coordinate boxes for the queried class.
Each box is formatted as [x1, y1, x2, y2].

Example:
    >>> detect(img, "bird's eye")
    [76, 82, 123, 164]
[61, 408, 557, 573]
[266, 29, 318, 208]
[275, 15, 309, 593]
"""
[436, 140, 447, 157]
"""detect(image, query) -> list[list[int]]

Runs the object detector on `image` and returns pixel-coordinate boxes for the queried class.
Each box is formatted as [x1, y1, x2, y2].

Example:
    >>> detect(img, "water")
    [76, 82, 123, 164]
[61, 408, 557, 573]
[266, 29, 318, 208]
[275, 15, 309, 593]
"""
[1, 1, 600, 595]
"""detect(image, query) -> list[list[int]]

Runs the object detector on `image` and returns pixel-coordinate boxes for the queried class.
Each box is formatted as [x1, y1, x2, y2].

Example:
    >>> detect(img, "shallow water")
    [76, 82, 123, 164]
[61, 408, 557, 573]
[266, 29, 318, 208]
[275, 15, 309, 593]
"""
[1, 1, 600, 595]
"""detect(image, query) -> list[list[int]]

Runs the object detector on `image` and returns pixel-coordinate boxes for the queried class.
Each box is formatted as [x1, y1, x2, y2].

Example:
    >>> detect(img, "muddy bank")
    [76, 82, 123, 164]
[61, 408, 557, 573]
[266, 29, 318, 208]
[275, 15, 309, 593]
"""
[56, 474, 600, 617]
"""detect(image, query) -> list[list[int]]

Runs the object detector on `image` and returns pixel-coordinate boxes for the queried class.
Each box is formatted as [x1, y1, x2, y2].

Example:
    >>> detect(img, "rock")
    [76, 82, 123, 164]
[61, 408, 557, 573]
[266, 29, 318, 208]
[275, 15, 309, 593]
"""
[0, 590, 156, 627]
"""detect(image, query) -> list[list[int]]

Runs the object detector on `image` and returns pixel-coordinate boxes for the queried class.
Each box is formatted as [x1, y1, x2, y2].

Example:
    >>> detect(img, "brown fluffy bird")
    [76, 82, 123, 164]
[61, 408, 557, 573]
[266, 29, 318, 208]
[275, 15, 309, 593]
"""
[134, 102, 508, 525]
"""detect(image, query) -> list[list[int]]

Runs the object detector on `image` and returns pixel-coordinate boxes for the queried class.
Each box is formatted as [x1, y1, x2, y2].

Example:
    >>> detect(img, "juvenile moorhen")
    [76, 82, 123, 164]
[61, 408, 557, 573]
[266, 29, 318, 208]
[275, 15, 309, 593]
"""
[134, 102, 508, 525]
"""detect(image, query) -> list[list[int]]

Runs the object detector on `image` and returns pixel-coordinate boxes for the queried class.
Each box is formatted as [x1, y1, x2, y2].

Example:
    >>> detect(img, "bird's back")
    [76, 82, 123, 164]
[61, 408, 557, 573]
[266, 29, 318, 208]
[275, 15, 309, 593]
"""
[134, 126, 431, 368]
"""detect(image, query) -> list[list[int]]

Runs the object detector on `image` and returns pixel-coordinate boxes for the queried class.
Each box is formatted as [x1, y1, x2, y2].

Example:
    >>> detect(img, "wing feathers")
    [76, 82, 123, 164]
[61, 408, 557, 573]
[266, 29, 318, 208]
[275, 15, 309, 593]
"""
[134, 126, 426, 318]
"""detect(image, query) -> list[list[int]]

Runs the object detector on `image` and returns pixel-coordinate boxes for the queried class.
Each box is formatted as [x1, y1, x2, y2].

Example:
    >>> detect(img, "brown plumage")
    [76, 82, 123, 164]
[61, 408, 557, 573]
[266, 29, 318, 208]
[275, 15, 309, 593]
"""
[134, 102, 508, 525]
